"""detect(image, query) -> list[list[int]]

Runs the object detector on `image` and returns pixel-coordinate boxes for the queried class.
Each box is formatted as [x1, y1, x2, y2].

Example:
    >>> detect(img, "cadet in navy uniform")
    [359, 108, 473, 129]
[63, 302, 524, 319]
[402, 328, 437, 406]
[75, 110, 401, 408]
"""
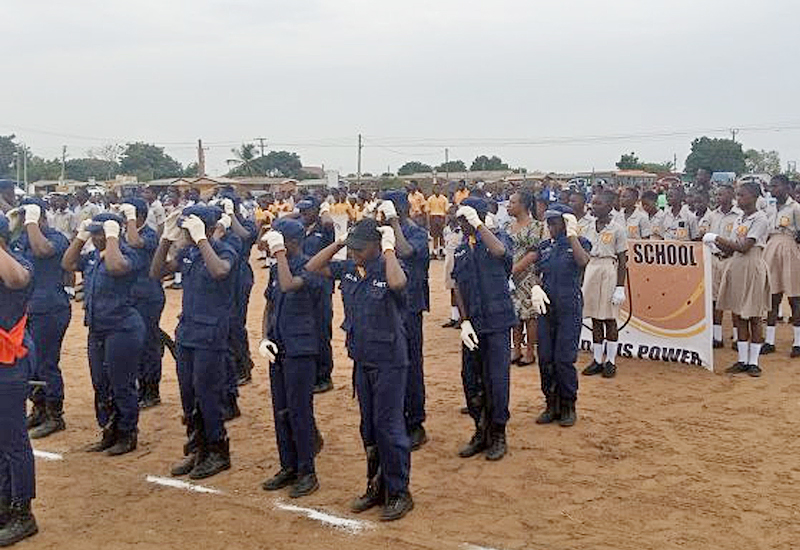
[150, 205, 238, 479]
[294, 197, 336, 393]
[11, 198, 71, 439]
[452, 197, 516, 461]
[259, 218, 323, 498]
[306, 218, 414, 521]
[0, 212, 39, 546]
[377, 190, 431, 450]
[118, 198, 166, 409]
[533, 204, 590, 427]
[62, 213, 146, 455]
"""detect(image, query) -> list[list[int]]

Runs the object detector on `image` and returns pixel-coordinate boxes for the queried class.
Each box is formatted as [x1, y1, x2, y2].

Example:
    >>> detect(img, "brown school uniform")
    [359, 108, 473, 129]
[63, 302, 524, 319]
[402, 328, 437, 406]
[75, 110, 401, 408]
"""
[623, 207, 652, 239]
[657, 204, 698, 241]
[581, 219, 628, 320]
[717, 210, 771, 319]
[763, 197, 800, 297]
[710, 206, 741, 301]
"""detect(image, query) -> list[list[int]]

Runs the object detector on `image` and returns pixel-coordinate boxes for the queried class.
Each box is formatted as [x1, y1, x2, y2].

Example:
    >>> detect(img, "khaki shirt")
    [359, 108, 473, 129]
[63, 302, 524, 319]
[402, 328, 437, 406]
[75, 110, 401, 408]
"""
[146, 199, 166, 231]
[765, 197, 800, 236]
[734, 211, 770, 249]
[711, 206, 742, 241]
[75, 201, 101, 224]
[576, 213, 595, 237]
[427, 194, 449, 216]
[623, 207, 651, 239]
[583, 218, 628, 258]
[657, 204, 698, 241]
[48, 209, 77, 240]
[696, 209, 716, 237]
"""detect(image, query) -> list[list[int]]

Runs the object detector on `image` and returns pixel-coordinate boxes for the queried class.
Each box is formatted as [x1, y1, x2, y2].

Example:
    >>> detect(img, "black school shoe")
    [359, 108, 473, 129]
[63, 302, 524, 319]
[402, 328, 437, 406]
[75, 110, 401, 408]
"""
[409, 425, 428, 451]
[289, 473, 319, 498]
[313, 379, 334, 394]
[725, 362, 749, 374]
[189, 440, 230, 480]
[791, 346, 800, 358]
[106, 430, 138, 456]
[262, 468, 297, 491]
[761, 343, 776, 355]
[381, 492, 414, 521]
[747, 364, 762, 377]
[602, 362, 617, 378]
[713, 340, 724, 349]
[582, 361, 603, 376]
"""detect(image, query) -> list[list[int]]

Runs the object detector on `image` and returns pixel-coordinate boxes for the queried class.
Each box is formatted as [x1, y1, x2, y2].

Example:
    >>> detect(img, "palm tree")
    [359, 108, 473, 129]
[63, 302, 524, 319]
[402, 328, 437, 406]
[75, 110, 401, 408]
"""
[226, 143, 258, 176]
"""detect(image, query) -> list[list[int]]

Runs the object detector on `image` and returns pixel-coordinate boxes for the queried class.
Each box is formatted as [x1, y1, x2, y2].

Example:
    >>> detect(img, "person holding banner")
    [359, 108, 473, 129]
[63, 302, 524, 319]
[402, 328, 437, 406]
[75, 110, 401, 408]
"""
[709, 184, 741, 349]
[581, 191, 628, 379]
[706, 182, 771, 377]
[761, 175, 800, 357]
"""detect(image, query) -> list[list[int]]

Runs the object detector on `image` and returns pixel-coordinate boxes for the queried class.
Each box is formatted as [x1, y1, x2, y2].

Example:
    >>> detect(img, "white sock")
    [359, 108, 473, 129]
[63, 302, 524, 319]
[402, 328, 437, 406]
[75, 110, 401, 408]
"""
[794, 326, 800, 347]
[766, 326, 776, 345]
[451, 306, 460, 321]
[606, 341, 619, 365]
[174, 272, 182, 284]
[593, 343, 604, 363]
[749, 343, 762, 366]
[733, 327, 738, 341]
[713, 325, 723, 341]
[736, 341, 749, 364]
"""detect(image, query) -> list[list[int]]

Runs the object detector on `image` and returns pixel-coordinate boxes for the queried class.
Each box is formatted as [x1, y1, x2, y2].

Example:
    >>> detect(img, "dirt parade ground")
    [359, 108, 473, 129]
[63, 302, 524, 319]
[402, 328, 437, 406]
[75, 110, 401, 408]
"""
[24, 257, 800, 550]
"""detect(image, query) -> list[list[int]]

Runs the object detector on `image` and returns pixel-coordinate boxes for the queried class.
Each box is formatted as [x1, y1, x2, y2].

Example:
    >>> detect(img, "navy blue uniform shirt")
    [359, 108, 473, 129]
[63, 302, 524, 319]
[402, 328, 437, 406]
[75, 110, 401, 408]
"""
[0, 251, 33, 332]
[79, 242, 145, 331]
[397, 221, 430, 314]
[536, 235, 591, 311]
[12, 227, 70, 315]
[128, 225, 164, 303]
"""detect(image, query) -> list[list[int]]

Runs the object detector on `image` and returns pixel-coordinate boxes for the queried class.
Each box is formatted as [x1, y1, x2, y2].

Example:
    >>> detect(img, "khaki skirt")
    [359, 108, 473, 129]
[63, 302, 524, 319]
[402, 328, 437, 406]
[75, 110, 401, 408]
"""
[444, 249, 456, 289]
[711, 255, 730, 302]
[763, 233, 800, 296]
[582, 256, 619, 320]
[717, 247, 771, 319]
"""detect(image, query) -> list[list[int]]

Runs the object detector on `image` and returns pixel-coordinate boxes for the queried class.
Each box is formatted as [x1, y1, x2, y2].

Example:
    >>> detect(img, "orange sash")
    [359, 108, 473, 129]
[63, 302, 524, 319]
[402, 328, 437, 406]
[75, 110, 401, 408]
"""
[0, 314, 28, 365]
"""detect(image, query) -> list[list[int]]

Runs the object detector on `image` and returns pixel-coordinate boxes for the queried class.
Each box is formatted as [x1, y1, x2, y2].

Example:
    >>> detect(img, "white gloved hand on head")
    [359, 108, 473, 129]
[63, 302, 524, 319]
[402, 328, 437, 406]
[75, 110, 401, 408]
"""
[221, 198, 235, 216]
[611, 286, 626, 306]
[183, 215, 208, 244]
[319, 201, 330, 215]
[162, 209, 182, 241]
[530, 285, 551, 315]
[263, 230, 286, 254]
[119, 203, 137, 222]
[103, 220, 121, 239]
[378, 200, 398, 221]
[362, 201, 377, 219]
[485, 213, 496, 229]
[377, 225, 396, 252]
[460, 319, 479, 351]
[456, 205, 483, 229]
[258, 339, 278, 363]
[7, 208, 22, 233]
[76, 219, 92, 241]
[702, 232, 718, 245]
[218, 213, 232, 230]
[23, 204, 41, 226]
[563, 213, 579, 238]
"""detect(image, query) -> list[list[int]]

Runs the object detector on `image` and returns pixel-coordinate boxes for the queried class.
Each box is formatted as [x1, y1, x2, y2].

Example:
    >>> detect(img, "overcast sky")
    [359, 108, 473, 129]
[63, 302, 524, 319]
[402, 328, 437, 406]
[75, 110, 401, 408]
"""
[3, 0, 798, 177]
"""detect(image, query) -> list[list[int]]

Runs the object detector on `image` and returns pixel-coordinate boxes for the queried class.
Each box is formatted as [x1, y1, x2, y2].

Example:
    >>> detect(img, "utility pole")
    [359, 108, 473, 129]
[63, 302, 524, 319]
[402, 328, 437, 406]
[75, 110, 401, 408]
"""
[197, 139, 206, 178]
[731, 128, 739, 143]
[445, 148, 450, 181]
[357, 134, 363, 186]
[14, 151, 19, 184]
[673, 153, 678, 173]
[254, 137, 268, 158]
[60, 146, 67, 183]
[22, 146, 27, 189]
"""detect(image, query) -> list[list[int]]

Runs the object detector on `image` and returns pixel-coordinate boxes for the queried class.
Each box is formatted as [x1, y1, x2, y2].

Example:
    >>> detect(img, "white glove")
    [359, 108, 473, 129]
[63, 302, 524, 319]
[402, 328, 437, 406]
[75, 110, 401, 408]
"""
[263, 230, 286, 254]
[362, 201, 377, 219]
[319, 201, 330, 215]
[563, 213, 579, 237]
[162, 209, 182, 241]
[119, 203, 137, 222]
[378, 200, 398, 220]
[183, 215, 208, 244]
[460, 320, 479, 351]
[258, 339, 278, 363]
[530, 285, 550, 315]
[76, 219, 92, 241]
[456, 206, 483, 229]
[485, 213, 496, 229]
[221, 198, 235, 216]
[611, 286, 626, 306]
[218, 213, 232, 230]
[7, 208, 22, 233]
[377, 226, 396, 252]
[702, 232, 718, 245]
[23, 204, 41, 226]
[103, 220, 121, 239]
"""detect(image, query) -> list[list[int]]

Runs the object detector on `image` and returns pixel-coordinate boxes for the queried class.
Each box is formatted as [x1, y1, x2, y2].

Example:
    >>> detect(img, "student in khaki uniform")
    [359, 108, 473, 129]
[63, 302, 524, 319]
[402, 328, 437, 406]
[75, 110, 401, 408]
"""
[568, 191, 595, 237]
[581, 190, 628, 379]
[690, 189, 715, 238]
[656, 185, 698, 241]
[619, 187, 652, 239]
[705, 182, 771, 377]
[426, 184, 449, 259]
[761, 175, 800, 357]
[709, 184, 741, 348]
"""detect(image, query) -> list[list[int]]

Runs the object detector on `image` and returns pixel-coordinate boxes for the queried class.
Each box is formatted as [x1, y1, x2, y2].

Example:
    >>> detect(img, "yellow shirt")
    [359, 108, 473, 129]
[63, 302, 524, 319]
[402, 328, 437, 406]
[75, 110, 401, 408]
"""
[255, 207, 273, 226]
[427, 194, 449, 216]
[330, 202, 351, 216]
[409, 191, 426, 216]
[454, 189, 469, 205]
[349, 203, 364, 222]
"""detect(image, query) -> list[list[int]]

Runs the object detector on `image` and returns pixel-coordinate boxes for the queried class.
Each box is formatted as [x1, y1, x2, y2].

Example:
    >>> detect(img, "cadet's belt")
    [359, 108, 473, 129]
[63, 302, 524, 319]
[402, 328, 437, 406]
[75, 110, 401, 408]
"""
[0, 314, 28, 365]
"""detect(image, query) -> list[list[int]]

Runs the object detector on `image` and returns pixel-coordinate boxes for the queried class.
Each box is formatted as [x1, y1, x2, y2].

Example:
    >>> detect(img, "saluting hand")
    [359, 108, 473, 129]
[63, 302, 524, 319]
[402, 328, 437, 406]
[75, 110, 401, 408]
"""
[119, 203, 137, 223]
[262, 230, 286, 255]
[103, 220, 121, 239]
[563, 213, 579, 238]
[182, 215, 208, 244]
[377, 226, 395, 252]
[23, 204, 41, 226]
[378, 200, 398, 221]
[162, 210, 183, 242]
[76, 219, 92, 242]
[456, 206, 483, 229]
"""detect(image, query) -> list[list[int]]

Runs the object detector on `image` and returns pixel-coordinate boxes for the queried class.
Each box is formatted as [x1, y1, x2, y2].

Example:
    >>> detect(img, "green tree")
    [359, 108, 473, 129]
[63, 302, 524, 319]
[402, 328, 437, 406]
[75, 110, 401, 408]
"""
[0, 135, 20, 179]
[119, 142, 184, 182]
[398, 161, 433, 176]
[616, 152, 641, 170]
[65, 158, 120, 181]
[744, 149, 781, 174]
[254, 150, 304, 178]
[470, 155, 508, 171]
[436, 160, 467, 172]
[26, 156, 62, 181]
[684, 137, 746, 177]
[226, 143, 259, 176]
[183, 162, 200, 177]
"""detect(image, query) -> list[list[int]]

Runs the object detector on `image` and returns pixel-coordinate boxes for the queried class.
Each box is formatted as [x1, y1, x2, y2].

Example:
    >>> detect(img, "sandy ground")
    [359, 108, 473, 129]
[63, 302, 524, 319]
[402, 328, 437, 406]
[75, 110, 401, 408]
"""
[24, 257, 800, 550]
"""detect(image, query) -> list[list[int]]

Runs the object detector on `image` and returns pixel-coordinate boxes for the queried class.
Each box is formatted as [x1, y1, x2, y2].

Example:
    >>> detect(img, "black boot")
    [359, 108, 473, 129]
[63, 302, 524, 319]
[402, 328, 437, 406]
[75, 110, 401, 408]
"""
[106, 430, 138, 456]
[458, 423, 487, 458]
[85, 426, 117, 452]
[171, 425, 201, 477]
[558, 399, 577, 427]
[313, 424, 324, 457]
[381, 492, 414, 521]
[29, 402, 66, 439]
[140, 382, 161, 409]
[289, 473, 319, 498]
[0, 498, 8, 529]
[409, 425, 428, 451]
[313, 379, 333, 394]
[535, 393, 560, 424]
[262, 468, 297, 491]
[25, 403, 46, 431]
[485, 424, 507, 461]
[0, 501, 38, 547]
[190, 439, 231, 480]
[351, 446, 383, 513]
[222, 396, 241, 422]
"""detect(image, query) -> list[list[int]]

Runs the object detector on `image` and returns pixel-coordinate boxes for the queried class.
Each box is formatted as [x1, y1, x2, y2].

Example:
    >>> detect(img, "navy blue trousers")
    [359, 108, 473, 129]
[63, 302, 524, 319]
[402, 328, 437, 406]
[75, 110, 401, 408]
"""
[0, 342, 36, 503]
[28, 307, 71, 405]
[88, 315, 145, 433]
[176, 345, 227, 443]
[355, 362, 411, 497]
[403, 311, 425, 428]
[461, 331, 511, 426]
[270, 355, 317, 475]
[537, 306, 580, 401]
[134, 295, 165, 385]
[315, 291, 334, 384]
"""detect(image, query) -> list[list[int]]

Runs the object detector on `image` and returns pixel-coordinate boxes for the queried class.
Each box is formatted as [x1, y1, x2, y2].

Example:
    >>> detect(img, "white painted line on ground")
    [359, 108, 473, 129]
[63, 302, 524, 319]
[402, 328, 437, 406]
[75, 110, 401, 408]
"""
[462, 544, 505, 550]
[145, 475, 222, 494]
[33, 450, 63, 461]
[273, 500, 375, 534]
